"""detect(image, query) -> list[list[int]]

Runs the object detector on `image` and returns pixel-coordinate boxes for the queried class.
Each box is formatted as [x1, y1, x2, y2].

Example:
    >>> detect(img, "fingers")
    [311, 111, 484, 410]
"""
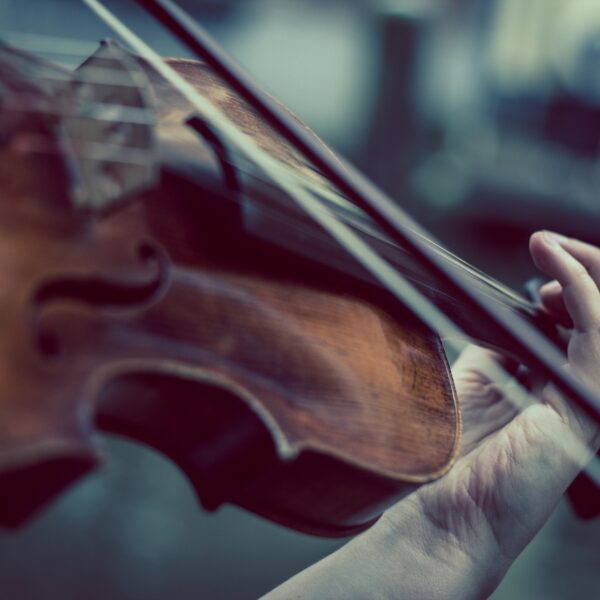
[530, 231, 600, 332]
[553, 235, 600, 286]
[539, 280, 571, 327]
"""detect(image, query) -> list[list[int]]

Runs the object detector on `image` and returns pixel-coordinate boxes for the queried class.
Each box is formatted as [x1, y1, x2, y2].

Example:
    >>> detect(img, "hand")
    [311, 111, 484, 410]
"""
[266, 231, 600, 600]
[380, 230, 600, 597]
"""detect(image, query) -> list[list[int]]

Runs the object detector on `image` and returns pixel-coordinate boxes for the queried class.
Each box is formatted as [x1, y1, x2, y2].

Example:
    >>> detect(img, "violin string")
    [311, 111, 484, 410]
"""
[1, 7, 592, 479]
[0, 30, 572, 320]
[5, 35, 527, 306]
[232, 196, 539, 321]
[0, 87, 544, 313]
[0, 109, 530, 310]
[0, 133, 538, 314]
[1, 36, 521, 308]
[79, 1, 469, 334]
[0, 29, 533, 310]
[80, 0, 600, 484]
[0, 14, 550, 328]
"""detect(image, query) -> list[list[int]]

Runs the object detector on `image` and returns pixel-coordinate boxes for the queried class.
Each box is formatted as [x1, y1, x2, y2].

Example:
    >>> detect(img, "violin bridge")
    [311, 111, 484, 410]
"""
[62, 39, 159, 212]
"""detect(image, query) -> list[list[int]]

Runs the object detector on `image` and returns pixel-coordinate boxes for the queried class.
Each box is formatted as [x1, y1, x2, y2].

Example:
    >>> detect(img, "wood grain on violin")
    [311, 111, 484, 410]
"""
[0, 41, 459, 535]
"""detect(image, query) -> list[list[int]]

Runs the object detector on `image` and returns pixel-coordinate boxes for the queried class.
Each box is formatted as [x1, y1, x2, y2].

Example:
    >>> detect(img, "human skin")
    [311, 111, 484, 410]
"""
[264, 231, 600, 599]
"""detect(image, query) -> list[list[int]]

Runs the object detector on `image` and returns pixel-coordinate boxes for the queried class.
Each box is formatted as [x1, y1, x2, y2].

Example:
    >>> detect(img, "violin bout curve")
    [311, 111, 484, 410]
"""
[0, 44, 459, 536]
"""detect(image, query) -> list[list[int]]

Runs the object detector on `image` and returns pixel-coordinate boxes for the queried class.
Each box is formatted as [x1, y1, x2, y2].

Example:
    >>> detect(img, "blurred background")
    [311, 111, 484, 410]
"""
[1, 0, 600, 597]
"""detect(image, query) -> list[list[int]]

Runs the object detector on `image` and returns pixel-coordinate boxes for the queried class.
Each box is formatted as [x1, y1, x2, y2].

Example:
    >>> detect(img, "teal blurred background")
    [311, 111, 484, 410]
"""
[1, 0, 600, 597]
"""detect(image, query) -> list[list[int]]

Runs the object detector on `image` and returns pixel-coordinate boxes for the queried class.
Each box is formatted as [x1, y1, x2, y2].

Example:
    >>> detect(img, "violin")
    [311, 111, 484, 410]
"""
[0, 0, 597, 538]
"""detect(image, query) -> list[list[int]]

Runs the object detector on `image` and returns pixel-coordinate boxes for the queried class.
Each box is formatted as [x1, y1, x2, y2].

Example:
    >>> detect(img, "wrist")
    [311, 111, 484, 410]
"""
[264, 495, 501, 600]
[372, 496, 504, 600]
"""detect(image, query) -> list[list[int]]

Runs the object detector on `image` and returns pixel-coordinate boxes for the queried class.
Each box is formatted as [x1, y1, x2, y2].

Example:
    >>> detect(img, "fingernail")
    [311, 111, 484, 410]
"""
[540, 280, 561, 293]
[543, 231, 567, 249]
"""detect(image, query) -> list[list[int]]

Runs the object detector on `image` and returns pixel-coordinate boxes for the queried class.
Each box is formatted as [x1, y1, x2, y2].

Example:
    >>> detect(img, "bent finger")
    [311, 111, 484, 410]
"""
[539, 280, 571, 327]
[549, 233, 600, 288]
[530, 231, 600, 332]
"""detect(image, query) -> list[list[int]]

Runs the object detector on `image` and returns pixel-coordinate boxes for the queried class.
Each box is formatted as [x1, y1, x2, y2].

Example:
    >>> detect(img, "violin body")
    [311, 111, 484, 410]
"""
[0, 42, 459, 535]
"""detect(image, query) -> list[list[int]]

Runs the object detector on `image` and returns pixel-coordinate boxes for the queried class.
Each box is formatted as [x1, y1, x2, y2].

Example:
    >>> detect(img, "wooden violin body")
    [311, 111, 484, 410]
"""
[0, 41, 460, 535]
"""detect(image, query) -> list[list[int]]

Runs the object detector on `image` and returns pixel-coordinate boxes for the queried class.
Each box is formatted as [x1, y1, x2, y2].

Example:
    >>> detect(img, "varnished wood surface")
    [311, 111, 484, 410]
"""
[0, 46, 460, 534]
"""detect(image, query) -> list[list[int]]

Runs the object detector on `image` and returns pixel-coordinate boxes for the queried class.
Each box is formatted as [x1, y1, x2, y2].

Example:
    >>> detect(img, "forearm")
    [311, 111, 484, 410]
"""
[264, 404, 598, 600]
[262, 498, 493, 600]
[267, 232, 600, 599]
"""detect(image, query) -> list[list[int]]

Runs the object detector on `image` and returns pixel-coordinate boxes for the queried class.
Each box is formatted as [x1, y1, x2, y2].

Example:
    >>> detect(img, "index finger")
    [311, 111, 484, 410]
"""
[530, 231, 600, 332]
